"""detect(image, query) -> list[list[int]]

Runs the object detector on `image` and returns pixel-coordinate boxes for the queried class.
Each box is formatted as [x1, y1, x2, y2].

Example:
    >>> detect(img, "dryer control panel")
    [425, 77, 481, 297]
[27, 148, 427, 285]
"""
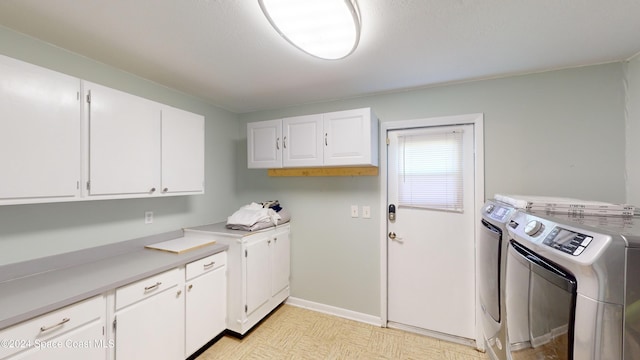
[543, 227, 593, 256]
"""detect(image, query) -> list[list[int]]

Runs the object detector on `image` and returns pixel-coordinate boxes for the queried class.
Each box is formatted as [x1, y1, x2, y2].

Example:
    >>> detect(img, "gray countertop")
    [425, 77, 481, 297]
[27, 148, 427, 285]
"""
[0, 229, 228, 331]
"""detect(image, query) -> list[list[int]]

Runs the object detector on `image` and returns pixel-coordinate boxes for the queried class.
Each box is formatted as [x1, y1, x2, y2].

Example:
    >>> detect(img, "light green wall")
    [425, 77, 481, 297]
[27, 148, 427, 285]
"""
[626, 54, 640, 205]
[238, 63, 627, 316]
[0, 26, 242, 265]
[0, 24, 630, 318]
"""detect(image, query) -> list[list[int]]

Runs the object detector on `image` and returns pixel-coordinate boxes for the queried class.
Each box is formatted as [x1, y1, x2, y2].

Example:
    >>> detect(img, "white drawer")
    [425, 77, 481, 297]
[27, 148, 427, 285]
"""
[186, 252, 226, 281]
[115, 268, 180, 310]
[0, 295, 104, 359]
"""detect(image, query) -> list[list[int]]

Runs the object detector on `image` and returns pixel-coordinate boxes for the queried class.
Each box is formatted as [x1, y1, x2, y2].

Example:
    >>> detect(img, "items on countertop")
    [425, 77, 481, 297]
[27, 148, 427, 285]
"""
[226, 200, 291, 231]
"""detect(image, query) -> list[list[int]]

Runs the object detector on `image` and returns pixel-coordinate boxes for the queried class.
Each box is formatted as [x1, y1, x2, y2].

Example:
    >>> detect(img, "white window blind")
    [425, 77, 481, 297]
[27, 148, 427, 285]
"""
[397, 129, 464, 212]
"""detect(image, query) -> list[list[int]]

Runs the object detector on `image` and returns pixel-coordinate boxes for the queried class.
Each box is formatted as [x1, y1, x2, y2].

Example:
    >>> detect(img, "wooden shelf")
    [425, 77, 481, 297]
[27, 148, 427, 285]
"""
[267, 166, 378, 177]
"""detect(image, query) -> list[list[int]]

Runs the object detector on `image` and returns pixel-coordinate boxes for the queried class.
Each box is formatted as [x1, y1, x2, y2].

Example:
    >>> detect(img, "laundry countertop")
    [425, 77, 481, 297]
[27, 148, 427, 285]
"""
[0, 231, 227, 331]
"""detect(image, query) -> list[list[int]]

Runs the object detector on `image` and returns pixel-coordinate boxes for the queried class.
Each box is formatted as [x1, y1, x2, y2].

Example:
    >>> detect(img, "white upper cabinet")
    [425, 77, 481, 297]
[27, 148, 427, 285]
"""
[0, 54, 205, 205]
[323, 108, 378, 167]
[0, 55, 81, 204]
[247, 108, 378, 169]
[161, 106, 205, 194]
[282, 114, 323, 167]
[85, 81, 161, 197]
[247, 119, 282, 168]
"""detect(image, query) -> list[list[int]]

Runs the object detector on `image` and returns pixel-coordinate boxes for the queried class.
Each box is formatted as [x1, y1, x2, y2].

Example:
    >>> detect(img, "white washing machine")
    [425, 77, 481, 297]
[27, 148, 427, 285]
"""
[480, 199, 517, 360]
[505, 210, 640, 359]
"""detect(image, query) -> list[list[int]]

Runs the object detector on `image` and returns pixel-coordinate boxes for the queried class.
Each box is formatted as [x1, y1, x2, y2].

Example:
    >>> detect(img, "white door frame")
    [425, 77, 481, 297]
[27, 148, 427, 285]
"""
[379, 113, 485, 349]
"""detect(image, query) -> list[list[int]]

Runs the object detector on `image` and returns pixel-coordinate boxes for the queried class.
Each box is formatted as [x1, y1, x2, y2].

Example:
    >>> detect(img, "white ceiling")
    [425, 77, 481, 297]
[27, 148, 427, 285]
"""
[1, 0, 639, 114]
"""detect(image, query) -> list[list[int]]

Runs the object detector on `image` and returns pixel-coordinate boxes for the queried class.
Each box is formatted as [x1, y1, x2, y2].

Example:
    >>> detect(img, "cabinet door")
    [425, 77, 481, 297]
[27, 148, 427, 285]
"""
[115, 288, 183, 360]
[323, 108, 377, 166]
[282, 114, 323, 167]
[185, 266, 226, 357]
[245, 237, 271, 315]
[86, 81, 161, 196]
[271, 228, 291, 297]
[161, 106, 205, 194]
[0, 55, 80, 202]
[247, 119, 282, 168]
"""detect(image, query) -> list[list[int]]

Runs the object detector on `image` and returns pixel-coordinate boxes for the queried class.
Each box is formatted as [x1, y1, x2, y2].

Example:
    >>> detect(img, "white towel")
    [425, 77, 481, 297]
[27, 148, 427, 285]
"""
[227, 202, 281, 227]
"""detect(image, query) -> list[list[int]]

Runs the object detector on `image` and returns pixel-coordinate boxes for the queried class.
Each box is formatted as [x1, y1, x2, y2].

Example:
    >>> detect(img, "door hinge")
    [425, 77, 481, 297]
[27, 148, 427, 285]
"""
[386, 137, 390, 145]
[86, 90, 91, 104]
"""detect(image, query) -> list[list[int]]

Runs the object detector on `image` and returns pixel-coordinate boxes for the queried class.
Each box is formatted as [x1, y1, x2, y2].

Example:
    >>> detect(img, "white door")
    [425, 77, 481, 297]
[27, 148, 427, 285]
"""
[270, 227, 291, 296]
[161, 106, 204, 194]
[245, 235, 271, 315]
[247, 119, 282, 169]
[0, 54, 81, 201]
[115, 288, 184, 360]
[86, 81, 161, 196]
[323, 108, 372, 166]
[387, 123, 476, 339]
[282, 114, 323, 167]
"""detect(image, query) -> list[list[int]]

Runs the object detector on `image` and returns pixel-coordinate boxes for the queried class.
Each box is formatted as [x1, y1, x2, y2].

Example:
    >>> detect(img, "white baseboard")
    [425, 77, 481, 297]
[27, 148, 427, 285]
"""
[286, 297, 382, 327]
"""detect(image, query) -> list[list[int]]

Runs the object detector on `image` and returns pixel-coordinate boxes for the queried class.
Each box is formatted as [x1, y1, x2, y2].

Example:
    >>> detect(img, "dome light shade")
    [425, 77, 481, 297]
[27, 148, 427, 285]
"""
[259, 0, 361, 60]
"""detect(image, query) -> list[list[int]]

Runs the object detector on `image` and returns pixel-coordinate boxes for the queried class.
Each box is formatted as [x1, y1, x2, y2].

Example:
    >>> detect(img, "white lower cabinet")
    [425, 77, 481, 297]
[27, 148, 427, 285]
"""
[0, 296, 106, 360]
[185, 252, 227, 357]
[184, 225, 290, 336]
[109, 252, 227, 360]
[113, 269, 184, 360]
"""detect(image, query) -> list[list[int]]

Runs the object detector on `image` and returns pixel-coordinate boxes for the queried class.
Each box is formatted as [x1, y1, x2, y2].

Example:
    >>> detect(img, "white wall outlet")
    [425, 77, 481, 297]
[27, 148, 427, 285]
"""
[145, 211, 153, 224]
[362, 206, 371, 219]
[351, 205, 359, 218]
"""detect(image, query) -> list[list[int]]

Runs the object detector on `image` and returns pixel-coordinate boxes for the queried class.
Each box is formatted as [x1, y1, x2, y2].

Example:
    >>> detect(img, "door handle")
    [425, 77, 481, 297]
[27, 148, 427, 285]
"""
[389, 232, 403, 242]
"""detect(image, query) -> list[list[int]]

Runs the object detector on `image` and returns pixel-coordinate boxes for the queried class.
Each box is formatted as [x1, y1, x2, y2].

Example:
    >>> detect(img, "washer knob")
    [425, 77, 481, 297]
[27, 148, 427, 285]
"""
[525, 220, 544, 237]
[485, 204, 495, 213]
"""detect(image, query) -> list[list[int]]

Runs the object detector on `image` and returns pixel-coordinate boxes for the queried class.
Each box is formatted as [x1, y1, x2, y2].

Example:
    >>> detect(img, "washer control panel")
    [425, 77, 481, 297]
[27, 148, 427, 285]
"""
[543, 227, 593, 256]
[486, 204, 511, 222]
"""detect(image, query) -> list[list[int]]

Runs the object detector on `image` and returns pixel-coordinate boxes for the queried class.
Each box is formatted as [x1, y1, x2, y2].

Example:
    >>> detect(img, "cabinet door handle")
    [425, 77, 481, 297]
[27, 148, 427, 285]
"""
[325, 133, 328, 146]
[162, 187, 169, 193]
[276, 137, 280, 150]
[188, 284, 193, 291]
[150, 187, 156, 193]
[283, 136, 287, 149]
[203, 261, 215, 269]
[144, 282, 162, 292]
[40, 317, 70, 332]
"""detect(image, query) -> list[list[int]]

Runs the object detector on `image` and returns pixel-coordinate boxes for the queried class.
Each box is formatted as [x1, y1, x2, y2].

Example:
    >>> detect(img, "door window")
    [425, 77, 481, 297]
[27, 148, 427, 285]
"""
[397, 129, 464, 212]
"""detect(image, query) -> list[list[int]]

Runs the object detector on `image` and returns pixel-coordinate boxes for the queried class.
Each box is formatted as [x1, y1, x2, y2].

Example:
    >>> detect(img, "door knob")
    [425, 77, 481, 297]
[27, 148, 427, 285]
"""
[389, 232, 403, 242]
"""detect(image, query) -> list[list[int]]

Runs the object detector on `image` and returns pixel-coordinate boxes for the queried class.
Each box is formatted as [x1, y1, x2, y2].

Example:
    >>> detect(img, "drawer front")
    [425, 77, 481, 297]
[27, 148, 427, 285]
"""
[0, 295, 104, 359]
[115, 268, 180, 310]
[186, 252, 226, 280]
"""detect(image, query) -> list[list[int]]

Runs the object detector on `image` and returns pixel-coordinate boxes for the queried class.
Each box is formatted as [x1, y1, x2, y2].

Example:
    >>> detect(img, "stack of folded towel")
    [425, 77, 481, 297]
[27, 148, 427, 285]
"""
[226, 200, 291, 231]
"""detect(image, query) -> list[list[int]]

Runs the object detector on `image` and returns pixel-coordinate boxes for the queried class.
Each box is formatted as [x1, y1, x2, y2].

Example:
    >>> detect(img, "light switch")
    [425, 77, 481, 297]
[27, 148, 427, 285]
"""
[362, 206, 371, 219]
[351, 205, 359, 218]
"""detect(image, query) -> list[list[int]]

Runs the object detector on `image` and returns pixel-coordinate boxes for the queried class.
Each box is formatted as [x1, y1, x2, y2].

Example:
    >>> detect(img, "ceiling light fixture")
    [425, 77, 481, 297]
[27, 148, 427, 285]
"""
[258, 0, 361, 60]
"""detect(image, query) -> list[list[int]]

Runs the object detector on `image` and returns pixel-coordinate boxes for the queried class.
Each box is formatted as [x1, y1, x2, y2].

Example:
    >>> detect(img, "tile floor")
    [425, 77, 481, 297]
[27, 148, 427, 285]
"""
[197, 304, 490, 359]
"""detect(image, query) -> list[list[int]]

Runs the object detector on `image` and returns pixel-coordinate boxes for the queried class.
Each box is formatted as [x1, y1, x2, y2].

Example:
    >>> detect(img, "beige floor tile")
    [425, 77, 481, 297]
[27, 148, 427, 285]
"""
[197, 304, 488, 360]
